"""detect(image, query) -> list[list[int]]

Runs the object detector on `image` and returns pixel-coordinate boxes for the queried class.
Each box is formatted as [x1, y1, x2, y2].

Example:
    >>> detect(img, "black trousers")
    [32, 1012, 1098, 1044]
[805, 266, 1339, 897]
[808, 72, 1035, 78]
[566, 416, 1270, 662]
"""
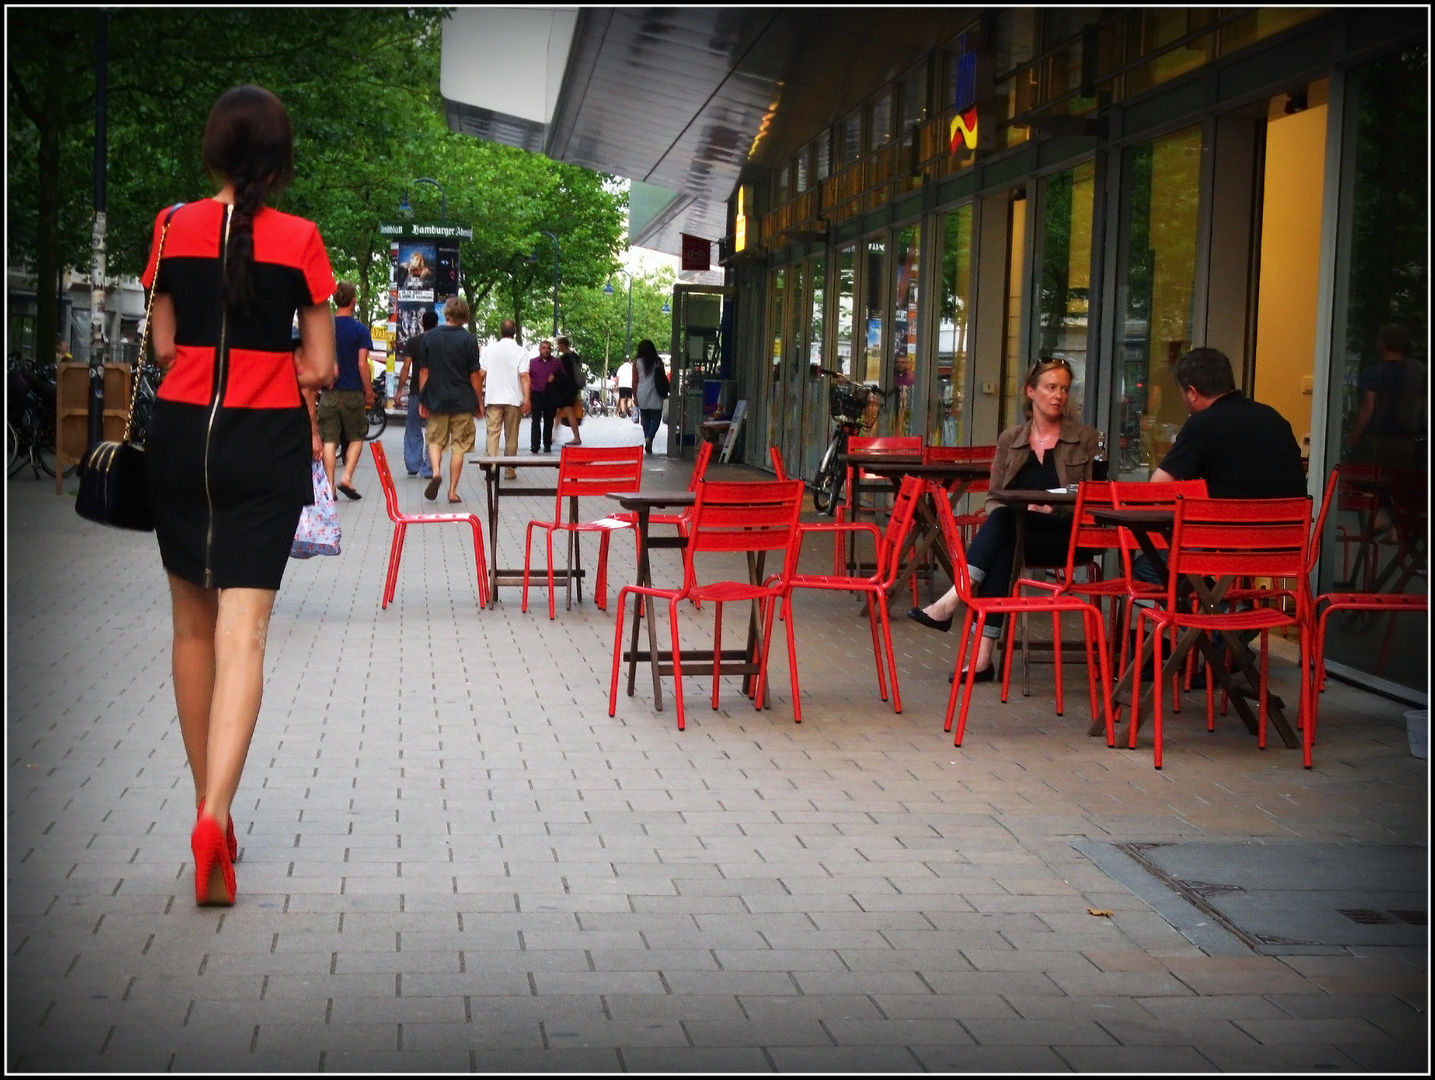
[530, 397, 558, 451]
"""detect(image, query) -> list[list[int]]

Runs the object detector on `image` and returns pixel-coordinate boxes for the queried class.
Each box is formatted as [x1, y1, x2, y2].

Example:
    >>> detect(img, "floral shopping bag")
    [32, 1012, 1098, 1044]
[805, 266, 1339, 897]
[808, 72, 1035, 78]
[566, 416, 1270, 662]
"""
[290, 461, 342, 558]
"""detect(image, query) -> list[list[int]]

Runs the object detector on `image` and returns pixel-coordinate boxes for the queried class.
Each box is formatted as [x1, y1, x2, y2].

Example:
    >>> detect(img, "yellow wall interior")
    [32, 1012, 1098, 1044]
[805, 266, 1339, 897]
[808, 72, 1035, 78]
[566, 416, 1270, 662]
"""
[1253, 103, 1327, 453]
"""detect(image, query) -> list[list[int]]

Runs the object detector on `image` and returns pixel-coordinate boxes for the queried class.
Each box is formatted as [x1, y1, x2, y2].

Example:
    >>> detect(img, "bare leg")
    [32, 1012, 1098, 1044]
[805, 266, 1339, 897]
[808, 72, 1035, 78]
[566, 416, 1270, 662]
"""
[428, 440, 443, 484]
[200, 587, 277, 828]
[168, 574, 219, 806]
[321, 442, 339, 496]
[448, 450, 464, 500]
[339, 439, 362, 488]
[563, 409, 582, 445]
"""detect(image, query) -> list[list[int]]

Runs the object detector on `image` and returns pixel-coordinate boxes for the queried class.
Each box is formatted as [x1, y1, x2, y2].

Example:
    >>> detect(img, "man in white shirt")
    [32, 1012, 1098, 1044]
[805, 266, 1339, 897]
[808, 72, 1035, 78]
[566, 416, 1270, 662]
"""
[480, 319, 532, 478]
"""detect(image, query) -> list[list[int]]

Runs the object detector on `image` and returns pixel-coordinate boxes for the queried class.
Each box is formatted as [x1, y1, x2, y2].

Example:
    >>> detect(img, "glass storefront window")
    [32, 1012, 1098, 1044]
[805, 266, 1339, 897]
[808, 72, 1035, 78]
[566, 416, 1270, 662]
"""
[1114, 125, 1202, 477]
[934, 204, 973, 446]
[863, 239, 886, 387]
[795, 147, 810, 194]
[766, 267, 785, 451]
[841, 111, 862, 165]
[868, 89, 893, 151]
[900, 64, 927, 134]
[802, 256, 828, 478]
[814, 132, 831, 183]
[893, 225, 921, 436]
[1320, 46, 1427, 693]
[1000, 192, 1028, 431]
[835, 246, 856, 377]
[1035, 159, 1096, 420]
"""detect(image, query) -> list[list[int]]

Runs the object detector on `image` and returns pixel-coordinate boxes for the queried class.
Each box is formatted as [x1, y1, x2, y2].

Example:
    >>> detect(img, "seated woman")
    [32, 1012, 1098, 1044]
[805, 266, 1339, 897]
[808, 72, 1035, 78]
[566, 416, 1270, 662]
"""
[908, 357, 1098, 681]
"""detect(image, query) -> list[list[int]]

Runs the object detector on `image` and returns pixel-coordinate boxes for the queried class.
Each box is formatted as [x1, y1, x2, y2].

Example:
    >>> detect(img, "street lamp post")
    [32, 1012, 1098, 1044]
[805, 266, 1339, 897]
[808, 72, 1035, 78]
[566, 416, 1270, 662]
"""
[603, 270, 633, 415]
[538, 230, 560, 336]
[399, 177, 447, 223]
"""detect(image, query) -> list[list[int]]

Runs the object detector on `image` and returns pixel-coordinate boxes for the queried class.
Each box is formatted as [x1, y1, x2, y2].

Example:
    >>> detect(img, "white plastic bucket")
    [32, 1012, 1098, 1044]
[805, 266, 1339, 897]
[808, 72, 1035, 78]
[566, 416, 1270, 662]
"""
[1406, 710, 1427, 759]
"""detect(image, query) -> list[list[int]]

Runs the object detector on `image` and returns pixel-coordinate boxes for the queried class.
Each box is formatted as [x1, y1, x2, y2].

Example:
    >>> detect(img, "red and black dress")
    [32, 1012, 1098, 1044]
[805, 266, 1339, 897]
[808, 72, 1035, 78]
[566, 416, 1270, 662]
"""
[140, 200, 335, 590]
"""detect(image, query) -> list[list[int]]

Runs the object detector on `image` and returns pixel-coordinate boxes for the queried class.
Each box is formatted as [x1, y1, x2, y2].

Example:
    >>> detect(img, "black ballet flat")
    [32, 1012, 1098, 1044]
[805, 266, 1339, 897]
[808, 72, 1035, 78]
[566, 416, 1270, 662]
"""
[948, 666, 995, 685]
[907, 607, 953, 633]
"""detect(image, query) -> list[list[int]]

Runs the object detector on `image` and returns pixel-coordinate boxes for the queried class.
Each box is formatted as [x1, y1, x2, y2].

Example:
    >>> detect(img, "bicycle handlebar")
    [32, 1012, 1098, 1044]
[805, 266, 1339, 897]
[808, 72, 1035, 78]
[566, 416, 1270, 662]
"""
[816, 368, 890, 397]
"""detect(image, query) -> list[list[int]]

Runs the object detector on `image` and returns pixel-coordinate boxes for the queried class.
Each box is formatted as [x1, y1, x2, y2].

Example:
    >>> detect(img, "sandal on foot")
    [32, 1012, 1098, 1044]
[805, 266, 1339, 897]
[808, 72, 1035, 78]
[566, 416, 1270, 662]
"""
[423, 477, 441, 501]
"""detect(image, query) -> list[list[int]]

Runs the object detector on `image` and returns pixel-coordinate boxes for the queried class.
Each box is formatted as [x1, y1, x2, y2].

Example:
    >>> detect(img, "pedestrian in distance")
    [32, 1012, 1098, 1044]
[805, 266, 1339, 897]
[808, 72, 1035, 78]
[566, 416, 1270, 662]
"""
[418, 296, 484, 503]
[633, 338, 668, 454]
[481, 319, 532, 478]
[553, 336, 584, 447]
[317, 280, 374, 500]
[526, 339, 563, 453]
[141, 84, 338, 906]
[616, 357, 634, 417]
[396, 308, 439, 477]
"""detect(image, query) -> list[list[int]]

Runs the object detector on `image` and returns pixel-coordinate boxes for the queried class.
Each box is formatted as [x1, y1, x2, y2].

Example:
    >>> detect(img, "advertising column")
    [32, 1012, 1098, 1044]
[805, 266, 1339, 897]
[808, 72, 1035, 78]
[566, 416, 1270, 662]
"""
[379, 221, 473, 375]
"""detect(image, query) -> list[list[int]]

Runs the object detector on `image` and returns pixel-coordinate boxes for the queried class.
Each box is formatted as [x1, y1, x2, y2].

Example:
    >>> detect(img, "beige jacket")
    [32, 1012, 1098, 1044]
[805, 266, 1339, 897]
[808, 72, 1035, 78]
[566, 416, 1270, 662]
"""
[986, 416, 1100, 511]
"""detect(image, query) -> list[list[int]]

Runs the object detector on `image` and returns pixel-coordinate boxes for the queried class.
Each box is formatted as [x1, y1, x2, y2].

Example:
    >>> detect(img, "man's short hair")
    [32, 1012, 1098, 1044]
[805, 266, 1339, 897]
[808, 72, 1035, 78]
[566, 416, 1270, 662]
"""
[555, 336, 571, 350]
[445, 296, 471, 324]
[333, 281, 357, 309]
[499, 319, 516, 338]
[421, 309, 439, 331]
[1172, 347, 1235, 398]
[1377, 323, 1411, 356]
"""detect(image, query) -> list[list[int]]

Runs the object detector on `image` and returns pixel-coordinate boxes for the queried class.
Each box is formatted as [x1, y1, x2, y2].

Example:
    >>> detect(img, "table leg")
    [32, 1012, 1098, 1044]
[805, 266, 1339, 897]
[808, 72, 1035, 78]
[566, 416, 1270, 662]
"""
[484, 468, 501, 608]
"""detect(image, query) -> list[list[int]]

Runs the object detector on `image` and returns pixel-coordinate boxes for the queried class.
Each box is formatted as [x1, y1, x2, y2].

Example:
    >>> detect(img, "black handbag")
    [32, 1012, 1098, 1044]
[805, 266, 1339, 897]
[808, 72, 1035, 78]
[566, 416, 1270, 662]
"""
[75, 204, 182, 532]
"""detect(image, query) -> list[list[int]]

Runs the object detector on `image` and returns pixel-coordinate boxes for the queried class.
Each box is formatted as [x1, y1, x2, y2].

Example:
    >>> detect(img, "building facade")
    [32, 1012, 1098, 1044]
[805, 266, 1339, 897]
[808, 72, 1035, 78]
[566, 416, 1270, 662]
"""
[720, 9, 1426, 699]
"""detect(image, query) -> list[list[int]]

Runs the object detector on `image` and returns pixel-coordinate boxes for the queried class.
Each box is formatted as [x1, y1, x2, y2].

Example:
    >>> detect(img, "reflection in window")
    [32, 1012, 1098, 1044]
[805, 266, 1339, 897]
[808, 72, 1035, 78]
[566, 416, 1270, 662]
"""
[935, 205, 973, 446]
[1320, 46, 1426, 692]
[767, 267, 785, 451]
[802, 256, 828, 478]
[1115, 126, 1201, 476]
[835, 246, 855, 377]
[868, 89, 893, 151]
[814, 132, 831, 183]
[1035, 159, 1096, 420]
[900, 64, 927, 134]
[863, 240, 886, 388]
[795, 148, 810, 194]
[841, 111, 862, 165]
[893, 225, 921, 436]
[1000, 191, 1028, 431]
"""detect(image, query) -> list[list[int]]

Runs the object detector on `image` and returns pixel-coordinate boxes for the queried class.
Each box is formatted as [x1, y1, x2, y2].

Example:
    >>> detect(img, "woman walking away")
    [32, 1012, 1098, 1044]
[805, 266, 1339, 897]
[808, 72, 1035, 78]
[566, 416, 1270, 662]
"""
[141, 85, 337, 906]
[907, 357, 1098, 682]
[634, 339, 668, 454]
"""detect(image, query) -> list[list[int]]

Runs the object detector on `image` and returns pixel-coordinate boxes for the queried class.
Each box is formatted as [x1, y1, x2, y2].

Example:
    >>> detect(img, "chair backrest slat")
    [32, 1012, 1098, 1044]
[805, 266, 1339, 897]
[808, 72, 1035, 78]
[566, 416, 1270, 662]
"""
[370, 442, 402, 521]
[1108, 478, 1208, 580]
[553, 445, 645, 518]
[1166, 495, 1311, 607]
[876, 474, 926, 586]
[930, 481, 975, 601]
[685, 480, 804, 587]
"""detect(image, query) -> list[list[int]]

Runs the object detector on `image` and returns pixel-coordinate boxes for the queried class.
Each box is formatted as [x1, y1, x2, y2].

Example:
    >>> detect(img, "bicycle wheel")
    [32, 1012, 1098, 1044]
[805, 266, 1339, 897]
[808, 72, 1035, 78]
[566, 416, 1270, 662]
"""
[6, 422, 22, 478]
[363, 404, 387, 441]
[812, 438, 842, 514]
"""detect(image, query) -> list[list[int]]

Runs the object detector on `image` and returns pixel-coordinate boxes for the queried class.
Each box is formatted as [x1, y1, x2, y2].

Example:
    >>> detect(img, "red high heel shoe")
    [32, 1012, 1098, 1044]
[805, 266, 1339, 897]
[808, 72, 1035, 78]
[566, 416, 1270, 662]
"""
[196, 798, 238, 862]
[192, 815, 236, 906]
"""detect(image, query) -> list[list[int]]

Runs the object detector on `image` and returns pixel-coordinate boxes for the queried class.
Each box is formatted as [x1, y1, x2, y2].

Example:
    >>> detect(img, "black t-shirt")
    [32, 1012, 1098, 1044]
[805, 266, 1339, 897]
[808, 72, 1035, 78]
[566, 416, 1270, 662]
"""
[418, 325, 481, 414]
[1009, 447, 1060, 492]
[1158, 391, 1306, 498]
[403, 333, 425, 395]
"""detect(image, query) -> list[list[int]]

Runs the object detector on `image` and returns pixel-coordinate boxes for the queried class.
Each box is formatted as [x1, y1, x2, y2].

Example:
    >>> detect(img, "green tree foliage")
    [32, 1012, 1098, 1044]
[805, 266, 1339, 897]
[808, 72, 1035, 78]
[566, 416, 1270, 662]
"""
[556, 266, 676, 384]
[8, 9, 625, 363]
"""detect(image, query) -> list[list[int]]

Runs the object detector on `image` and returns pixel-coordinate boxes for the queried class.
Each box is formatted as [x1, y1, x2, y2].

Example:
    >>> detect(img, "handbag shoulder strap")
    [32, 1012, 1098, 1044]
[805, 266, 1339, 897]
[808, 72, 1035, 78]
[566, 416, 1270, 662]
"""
[124, 203, 185, 443]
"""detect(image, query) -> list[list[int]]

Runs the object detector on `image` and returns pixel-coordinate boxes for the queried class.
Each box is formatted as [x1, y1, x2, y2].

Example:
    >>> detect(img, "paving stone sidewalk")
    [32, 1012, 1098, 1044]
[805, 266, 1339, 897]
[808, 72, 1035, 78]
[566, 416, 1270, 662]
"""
[7, 421, 1428, 1073]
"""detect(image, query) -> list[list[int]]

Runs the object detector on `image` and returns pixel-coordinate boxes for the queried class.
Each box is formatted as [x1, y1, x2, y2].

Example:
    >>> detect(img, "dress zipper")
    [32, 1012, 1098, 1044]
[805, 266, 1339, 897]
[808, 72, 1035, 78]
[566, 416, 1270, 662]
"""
[202, 205, 233, 588]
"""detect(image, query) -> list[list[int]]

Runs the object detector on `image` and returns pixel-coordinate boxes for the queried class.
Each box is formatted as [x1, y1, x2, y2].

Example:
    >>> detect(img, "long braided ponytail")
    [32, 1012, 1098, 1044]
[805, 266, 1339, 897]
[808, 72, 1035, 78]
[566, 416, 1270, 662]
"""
[201, 86, 295, 317]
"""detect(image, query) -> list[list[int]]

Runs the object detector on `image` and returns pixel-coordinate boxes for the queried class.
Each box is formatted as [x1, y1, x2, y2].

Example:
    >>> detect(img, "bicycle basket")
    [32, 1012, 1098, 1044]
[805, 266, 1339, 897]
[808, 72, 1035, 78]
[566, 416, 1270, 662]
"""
[829, 380, 871, 423]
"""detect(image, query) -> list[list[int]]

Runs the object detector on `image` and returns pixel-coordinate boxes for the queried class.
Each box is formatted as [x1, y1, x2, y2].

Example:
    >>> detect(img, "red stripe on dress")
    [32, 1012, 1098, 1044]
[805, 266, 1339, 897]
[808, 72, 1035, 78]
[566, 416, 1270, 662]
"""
[225, 348, 301, 409]
[156, 344, 216, 406]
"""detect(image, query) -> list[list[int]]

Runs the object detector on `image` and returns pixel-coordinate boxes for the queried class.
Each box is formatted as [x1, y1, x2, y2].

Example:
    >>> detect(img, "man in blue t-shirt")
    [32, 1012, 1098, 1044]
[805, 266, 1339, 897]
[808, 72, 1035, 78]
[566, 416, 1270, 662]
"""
[317, 281, 375, 500]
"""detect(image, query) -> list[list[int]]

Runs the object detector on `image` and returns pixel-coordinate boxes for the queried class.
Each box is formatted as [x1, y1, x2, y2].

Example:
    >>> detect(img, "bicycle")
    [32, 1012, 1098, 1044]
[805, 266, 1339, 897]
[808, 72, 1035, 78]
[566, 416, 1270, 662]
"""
[364, 374, 388, 441]
[811, 369, 888, 515]
[7, 379, 72, 480]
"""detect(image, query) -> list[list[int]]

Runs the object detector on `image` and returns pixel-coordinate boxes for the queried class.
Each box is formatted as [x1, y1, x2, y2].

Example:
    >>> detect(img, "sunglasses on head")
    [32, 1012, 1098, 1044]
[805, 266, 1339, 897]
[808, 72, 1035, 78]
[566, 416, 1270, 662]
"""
[1032, 357, 1072, 372]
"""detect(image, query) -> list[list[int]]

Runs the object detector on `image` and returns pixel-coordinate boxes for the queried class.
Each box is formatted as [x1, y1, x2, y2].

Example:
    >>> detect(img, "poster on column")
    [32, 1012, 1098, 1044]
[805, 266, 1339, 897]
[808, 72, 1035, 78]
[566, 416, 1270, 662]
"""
[379, 221, 471, 373]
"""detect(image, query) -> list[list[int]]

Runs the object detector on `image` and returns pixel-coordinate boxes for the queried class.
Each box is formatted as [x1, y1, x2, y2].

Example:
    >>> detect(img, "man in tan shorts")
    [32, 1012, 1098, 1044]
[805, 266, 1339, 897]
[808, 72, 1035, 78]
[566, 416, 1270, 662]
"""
[417, 297, 484, 503]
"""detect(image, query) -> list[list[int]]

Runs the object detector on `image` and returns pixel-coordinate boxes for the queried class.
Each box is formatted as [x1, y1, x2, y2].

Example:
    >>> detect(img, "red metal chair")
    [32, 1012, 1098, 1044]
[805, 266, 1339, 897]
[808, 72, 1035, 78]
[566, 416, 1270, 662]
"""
[1310, 466, 1427, 738]
[607, 479, 806, 730]
[617, 439, 713, 540]
[523, 445, 644, 619]
[1133, 495, 1313, 770]
[921, 443, 996, 538]
[835, 435, 923, 574]
[781, 473, 925, 714]
[930, 483, 1115, 748]
[769, 445, 788, 479]
[370, 441, 489, 609]
[1332, 463, 1394, 590]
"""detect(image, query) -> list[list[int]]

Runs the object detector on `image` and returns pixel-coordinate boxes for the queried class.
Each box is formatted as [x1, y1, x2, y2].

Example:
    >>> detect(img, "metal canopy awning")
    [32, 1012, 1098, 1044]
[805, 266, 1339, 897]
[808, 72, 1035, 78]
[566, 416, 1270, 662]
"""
[440, 7, 976, 255]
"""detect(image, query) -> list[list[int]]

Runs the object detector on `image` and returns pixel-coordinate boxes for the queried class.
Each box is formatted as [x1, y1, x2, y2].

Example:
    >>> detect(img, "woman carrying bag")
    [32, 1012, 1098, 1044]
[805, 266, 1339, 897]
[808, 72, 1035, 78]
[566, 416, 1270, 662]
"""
[141, 85, 337, 906]
[633, 339, 669, 454]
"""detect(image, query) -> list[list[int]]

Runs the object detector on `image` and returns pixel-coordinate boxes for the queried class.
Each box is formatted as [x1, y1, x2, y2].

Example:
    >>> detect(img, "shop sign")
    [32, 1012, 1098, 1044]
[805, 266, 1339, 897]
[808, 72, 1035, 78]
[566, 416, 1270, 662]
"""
[681, 233, 712, 271]
[948, 36, 993, 158]
[379, 222, 474, 241]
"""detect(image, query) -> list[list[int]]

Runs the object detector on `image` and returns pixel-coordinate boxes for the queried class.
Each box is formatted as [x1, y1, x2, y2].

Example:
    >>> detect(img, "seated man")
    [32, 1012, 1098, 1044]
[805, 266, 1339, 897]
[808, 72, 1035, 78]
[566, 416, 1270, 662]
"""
[1134, 346, 1306, 585]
